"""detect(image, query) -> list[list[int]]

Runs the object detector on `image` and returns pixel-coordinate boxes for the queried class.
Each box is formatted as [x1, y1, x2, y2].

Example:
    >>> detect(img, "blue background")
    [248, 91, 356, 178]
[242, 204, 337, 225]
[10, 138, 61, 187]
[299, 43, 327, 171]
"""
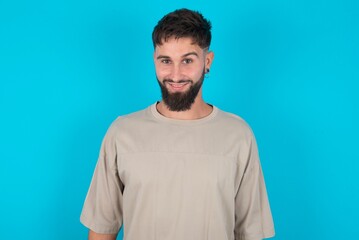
[0, 0, 358, 239]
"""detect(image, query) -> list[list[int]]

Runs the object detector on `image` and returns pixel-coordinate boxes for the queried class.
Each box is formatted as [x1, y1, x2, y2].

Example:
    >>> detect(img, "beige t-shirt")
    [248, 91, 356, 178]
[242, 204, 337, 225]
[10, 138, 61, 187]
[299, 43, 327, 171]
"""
[80, 103, 275, 240]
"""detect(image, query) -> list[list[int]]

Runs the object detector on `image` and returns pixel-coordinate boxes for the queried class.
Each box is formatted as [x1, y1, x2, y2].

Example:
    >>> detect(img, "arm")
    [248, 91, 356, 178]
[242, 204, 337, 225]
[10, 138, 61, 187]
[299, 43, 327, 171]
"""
[89, 230, 117, 240]
[234, 133, 275, 239]
[80, 122, 124, 238]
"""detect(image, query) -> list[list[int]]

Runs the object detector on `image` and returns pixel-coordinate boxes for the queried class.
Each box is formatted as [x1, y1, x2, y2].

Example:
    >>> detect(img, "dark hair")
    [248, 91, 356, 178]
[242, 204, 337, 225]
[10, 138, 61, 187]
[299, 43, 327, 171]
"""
[152, 8, 212, 49]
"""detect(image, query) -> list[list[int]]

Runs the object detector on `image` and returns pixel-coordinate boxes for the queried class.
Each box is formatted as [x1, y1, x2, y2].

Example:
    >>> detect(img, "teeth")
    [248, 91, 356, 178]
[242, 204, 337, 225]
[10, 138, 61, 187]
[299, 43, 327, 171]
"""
[169, 83, 187, 87]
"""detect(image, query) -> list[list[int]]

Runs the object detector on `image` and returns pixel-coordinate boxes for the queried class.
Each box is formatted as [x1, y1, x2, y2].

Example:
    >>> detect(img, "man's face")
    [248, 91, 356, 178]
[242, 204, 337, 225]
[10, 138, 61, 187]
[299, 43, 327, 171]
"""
[154, 37, 213, 111]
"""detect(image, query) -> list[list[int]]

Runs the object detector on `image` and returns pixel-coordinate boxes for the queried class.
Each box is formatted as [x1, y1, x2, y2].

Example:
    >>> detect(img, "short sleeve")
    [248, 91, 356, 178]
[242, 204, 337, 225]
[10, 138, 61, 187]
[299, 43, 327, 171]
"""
[234, 133, 275, 240]
[80, 123, 124, 234]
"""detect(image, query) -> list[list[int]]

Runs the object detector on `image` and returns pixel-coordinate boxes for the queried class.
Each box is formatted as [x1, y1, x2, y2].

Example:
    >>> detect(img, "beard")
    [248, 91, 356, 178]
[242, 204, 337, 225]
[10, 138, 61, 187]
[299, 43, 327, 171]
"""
[157, 69, 205, 112]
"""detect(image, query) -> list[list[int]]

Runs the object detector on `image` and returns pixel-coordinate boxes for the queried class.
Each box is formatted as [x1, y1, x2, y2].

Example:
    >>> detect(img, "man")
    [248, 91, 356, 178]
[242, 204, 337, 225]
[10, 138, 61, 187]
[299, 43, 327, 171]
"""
[80, 8, 275, 240]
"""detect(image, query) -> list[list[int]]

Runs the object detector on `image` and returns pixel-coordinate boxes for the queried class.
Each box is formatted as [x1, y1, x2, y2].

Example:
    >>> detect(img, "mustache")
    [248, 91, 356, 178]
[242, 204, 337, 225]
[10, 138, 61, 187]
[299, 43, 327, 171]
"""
[163, 79, 193, 84]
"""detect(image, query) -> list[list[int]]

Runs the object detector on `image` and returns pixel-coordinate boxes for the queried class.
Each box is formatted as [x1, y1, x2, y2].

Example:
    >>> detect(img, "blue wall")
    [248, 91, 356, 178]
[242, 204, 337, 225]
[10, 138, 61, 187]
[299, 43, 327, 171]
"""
[0, 0, 358, 239]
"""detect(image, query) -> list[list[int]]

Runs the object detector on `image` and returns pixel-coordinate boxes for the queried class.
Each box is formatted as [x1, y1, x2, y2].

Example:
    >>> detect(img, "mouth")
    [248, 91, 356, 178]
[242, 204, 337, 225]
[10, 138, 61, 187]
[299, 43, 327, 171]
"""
[165, 81, 191, 92]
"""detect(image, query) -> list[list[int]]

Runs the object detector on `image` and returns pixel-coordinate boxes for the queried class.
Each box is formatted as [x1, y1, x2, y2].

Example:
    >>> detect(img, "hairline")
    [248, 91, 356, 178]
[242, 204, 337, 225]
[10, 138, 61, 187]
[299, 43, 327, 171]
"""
[154, 37, 210, 51]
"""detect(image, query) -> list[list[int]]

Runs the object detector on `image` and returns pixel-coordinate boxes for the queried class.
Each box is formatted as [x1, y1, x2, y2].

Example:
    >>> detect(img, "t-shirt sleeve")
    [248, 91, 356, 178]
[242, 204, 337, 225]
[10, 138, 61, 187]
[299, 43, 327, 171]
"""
[234, 132, 275, 240]
[80, 123, 124, 234]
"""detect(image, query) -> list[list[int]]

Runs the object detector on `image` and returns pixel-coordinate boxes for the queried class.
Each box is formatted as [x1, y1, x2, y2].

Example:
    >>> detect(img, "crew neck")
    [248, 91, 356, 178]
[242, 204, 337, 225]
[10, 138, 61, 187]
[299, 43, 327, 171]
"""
[150, 102, 218, 125]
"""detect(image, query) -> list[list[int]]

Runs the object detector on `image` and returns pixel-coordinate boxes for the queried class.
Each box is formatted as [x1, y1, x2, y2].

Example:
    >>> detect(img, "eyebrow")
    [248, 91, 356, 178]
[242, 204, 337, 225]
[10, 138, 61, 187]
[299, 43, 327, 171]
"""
[156, 51, 199, 60]
[182, 52, 199, 58]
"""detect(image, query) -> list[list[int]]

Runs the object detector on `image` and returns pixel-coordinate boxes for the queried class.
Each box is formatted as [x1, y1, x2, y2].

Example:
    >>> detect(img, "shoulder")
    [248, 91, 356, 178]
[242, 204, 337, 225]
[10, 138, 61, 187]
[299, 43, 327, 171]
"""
[104, 105, 153, 137]
[112, 106, 150, 126]
[215, 107, 254, 139]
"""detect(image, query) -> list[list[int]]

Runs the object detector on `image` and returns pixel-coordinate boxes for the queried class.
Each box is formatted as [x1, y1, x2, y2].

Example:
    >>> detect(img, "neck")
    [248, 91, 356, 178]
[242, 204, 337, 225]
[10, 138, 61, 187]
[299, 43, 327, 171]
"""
[156, 94, 213, 120]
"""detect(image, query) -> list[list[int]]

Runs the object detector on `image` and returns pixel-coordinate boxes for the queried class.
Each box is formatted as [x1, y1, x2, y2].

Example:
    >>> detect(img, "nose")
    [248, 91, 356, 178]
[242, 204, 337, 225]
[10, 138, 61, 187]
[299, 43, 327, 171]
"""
[168, 64, 183, 82]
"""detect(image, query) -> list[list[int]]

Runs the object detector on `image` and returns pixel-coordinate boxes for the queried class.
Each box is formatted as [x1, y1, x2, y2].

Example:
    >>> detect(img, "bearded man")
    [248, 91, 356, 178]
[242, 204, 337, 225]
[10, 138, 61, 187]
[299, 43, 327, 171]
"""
[80, 8, 275, 240]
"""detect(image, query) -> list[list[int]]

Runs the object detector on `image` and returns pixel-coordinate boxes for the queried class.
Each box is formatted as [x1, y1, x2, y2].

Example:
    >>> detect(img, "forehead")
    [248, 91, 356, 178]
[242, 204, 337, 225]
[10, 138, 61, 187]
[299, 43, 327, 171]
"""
[154, 37, 204, 57]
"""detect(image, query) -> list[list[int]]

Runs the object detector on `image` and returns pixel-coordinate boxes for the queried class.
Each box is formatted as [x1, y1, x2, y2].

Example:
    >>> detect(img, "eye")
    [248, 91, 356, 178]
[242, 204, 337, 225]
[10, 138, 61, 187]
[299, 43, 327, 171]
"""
[182, 58, 193, 64]
[161, 59, 171, 64]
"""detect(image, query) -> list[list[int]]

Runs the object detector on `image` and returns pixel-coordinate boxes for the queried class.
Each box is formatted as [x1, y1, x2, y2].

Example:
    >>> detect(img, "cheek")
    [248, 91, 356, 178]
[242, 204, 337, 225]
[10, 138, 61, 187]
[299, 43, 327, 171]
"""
[181, 64, 203, 77]
[155, 65, 170, 78]
[187, 66, 204, 80]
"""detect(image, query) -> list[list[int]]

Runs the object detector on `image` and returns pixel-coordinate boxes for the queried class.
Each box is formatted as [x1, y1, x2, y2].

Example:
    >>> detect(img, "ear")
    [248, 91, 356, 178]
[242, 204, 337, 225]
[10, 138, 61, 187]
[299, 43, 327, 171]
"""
[205, 51, 214, 70]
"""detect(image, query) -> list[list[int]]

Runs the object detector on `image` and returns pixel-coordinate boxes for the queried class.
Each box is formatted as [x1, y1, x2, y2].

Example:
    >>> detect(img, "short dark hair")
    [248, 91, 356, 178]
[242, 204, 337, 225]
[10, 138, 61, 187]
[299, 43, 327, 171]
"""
[152, 8, 212, 49]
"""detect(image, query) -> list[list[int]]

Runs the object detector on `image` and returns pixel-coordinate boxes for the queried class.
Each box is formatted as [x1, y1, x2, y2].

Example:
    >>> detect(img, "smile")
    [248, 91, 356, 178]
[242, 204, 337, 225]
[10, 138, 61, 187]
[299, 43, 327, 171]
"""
[167, 82, 190, 91]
